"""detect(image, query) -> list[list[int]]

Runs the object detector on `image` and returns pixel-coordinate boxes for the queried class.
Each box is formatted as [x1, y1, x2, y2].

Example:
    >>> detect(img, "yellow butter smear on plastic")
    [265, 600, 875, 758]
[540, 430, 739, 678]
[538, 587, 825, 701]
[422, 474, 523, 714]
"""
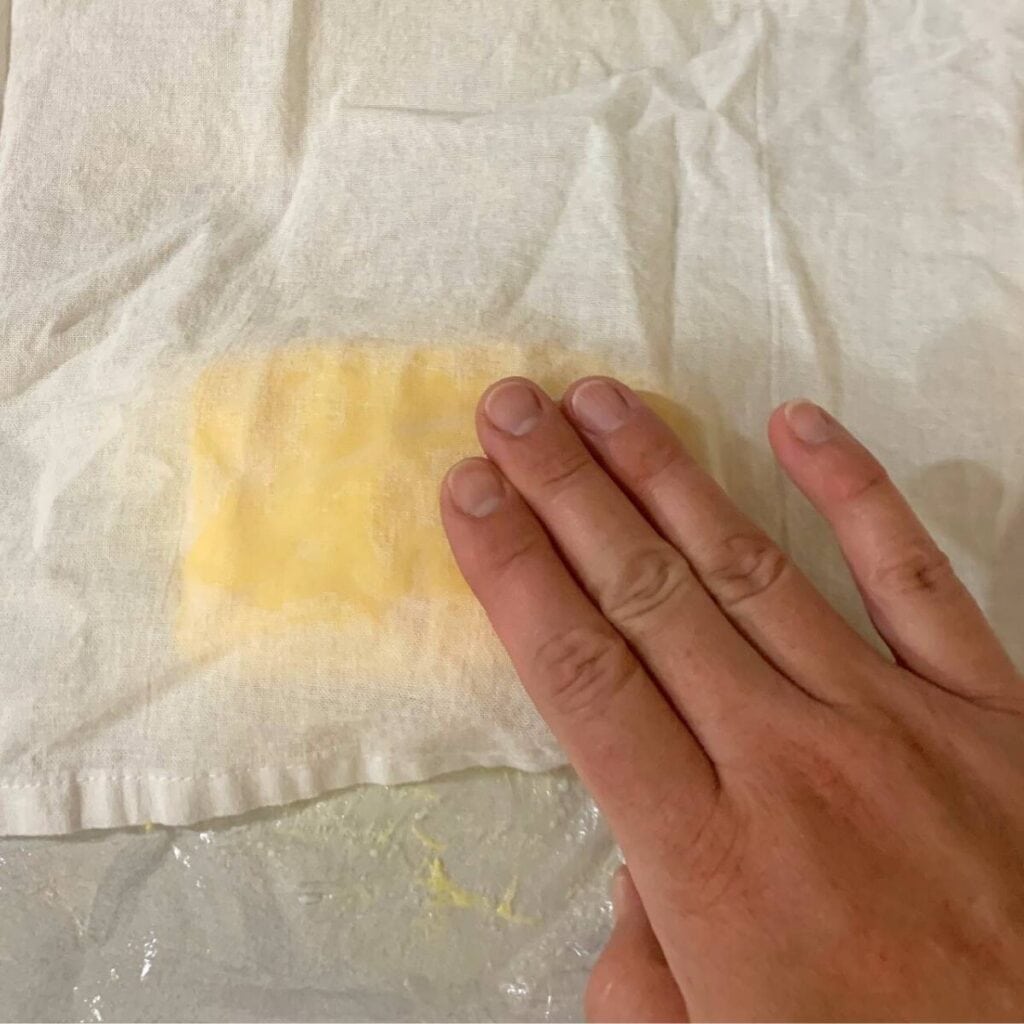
[177, 340, 680, 661]
[422, 856, 533, 924]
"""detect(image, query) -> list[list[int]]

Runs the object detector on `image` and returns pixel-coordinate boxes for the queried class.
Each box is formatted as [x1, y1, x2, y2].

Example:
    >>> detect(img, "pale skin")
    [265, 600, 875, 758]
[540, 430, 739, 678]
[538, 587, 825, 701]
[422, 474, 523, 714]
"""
[439, 376, 1024, 1022]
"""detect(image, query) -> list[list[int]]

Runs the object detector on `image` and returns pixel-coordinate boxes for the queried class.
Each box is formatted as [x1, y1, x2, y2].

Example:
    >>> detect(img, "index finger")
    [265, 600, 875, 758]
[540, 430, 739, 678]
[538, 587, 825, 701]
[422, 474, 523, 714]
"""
[440, 456, 719, 854]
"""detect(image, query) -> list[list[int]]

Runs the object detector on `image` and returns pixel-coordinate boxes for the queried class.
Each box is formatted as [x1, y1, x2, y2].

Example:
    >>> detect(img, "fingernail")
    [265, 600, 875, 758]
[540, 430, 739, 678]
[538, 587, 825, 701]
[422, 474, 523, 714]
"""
[447, 459, 506, 517]
[784, 400, 838, 445]
[571, 379, 630, 433]
[484, 380, 542, 436]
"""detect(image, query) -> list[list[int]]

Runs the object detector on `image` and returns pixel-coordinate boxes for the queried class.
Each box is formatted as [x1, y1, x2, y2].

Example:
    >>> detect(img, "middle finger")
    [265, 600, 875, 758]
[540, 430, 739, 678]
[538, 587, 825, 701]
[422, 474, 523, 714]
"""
[565, 378, 888, 703]
[477, 377, 793, 748]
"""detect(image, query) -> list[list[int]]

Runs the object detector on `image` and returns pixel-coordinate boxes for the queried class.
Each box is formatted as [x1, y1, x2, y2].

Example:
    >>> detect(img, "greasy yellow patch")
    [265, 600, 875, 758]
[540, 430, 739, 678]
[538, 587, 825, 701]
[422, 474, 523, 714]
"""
[177, 340, 682, 664]
[411, 823, 446, 852]
[494, 876, 526, 923]
[421, 856, 533, 923]
[424, 856, 486, 911]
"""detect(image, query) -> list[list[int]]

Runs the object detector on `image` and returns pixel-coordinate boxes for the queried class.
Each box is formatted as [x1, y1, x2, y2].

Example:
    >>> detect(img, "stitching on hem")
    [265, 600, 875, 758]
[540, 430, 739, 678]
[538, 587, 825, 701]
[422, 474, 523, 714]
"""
[0, 739, 555, 791]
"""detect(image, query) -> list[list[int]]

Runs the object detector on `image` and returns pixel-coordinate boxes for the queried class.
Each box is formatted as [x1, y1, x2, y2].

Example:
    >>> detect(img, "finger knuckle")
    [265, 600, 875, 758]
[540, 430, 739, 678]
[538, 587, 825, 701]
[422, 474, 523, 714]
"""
[870, 544, 958, 598]
[630, 435, 687, 496]
[601, 548, 691, 630]
[677, 794, 747, 914]
[533, 626, 637, 720]
[530, 447, 592, 491]
[835, 462, 890, 504]
[702, 531, 790, 610]
[486, 531, 547, 581]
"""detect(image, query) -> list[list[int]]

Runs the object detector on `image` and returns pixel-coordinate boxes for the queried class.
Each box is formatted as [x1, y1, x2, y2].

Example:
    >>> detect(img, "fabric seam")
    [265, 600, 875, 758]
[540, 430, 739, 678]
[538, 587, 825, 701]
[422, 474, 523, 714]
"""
[0, 737, 555, 789]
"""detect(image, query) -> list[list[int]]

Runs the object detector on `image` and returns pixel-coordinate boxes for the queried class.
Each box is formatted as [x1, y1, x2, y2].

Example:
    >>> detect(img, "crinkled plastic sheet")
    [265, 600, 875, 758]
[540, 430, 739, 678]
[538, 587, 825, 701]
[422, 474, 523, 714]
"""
[0, 768, 614, 1021]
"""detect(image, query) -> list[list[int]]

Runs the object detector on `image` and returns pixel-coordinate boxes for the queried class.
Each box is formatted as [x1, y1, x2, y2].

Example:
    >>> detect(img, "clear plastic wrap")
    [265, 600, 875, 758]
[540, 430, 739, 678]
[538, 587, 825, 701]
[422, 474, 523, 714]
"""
[0, 768, 616, 1021]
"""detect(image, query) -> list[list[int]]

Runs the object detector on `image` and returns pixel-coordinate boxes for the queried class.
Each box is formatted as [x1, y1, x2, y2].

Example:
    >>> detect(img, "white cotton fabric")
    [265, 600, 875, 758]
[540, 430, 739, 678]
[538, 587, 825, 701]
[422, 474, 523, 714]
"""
[1, 0, 1022, 835]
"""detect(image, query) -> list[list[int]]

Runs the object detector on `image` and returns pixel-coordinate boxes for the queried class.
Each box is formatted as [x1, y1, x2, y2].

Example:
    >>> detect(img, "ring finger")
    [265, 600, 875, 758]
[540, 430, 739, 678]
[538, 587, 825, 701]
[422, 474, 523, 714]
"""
[562, 377, 887, 703]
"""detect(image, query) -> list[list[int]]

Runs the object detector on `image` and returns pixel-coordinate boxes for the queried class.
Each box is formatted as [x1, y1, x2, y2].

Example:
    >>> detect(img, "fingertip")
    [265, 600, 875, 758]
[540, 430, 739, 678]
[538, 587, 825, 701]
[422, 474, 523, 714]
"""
[768, 401, 804, 469]
[479, 377, 546, 438]
[768, 398, 795, 423]
[611, 864, 638, 919]
[478, 374, 540, 408]
[784, 399, 842, 445]
[566, 377, 637, 435]
[770, 400, 850, 479]
[587, 876, 689, 1022]
[443, 457, 508, 519]
[767, 401, 792, 449]
[562, 374, 632, 402]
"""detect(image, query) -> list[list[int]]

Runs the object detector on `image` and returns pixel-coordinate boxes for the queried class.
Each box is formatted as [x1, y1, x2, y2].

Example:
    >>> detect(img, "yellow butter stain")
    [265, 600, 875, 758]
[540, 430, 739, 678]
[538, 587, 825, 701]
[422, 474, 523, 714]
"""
[185, 348, 465, 619]
[495, 876, 529, 923]
[421, 856, 536, 924]
[176, 339, 689, 669]
[423, 856, 486, 912]
[410, 823, 446, 852]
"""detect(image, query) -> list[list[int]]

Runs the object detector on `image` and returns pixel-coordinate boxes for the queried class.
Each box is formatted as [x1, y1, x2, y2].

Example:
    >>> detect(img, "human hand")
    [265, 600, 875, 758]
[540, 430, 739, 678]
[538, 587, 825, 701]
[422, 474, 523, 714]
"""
[440, 377, 1024, 1021]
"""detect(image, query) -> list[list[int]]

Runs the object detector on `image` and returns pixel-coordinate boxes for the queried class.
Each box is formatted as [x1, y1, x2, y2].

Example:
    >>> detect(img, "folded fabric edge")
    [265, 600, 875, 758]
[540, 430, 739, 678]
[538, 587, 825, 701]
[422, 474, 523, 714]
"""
[0, 747, 569, 836]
